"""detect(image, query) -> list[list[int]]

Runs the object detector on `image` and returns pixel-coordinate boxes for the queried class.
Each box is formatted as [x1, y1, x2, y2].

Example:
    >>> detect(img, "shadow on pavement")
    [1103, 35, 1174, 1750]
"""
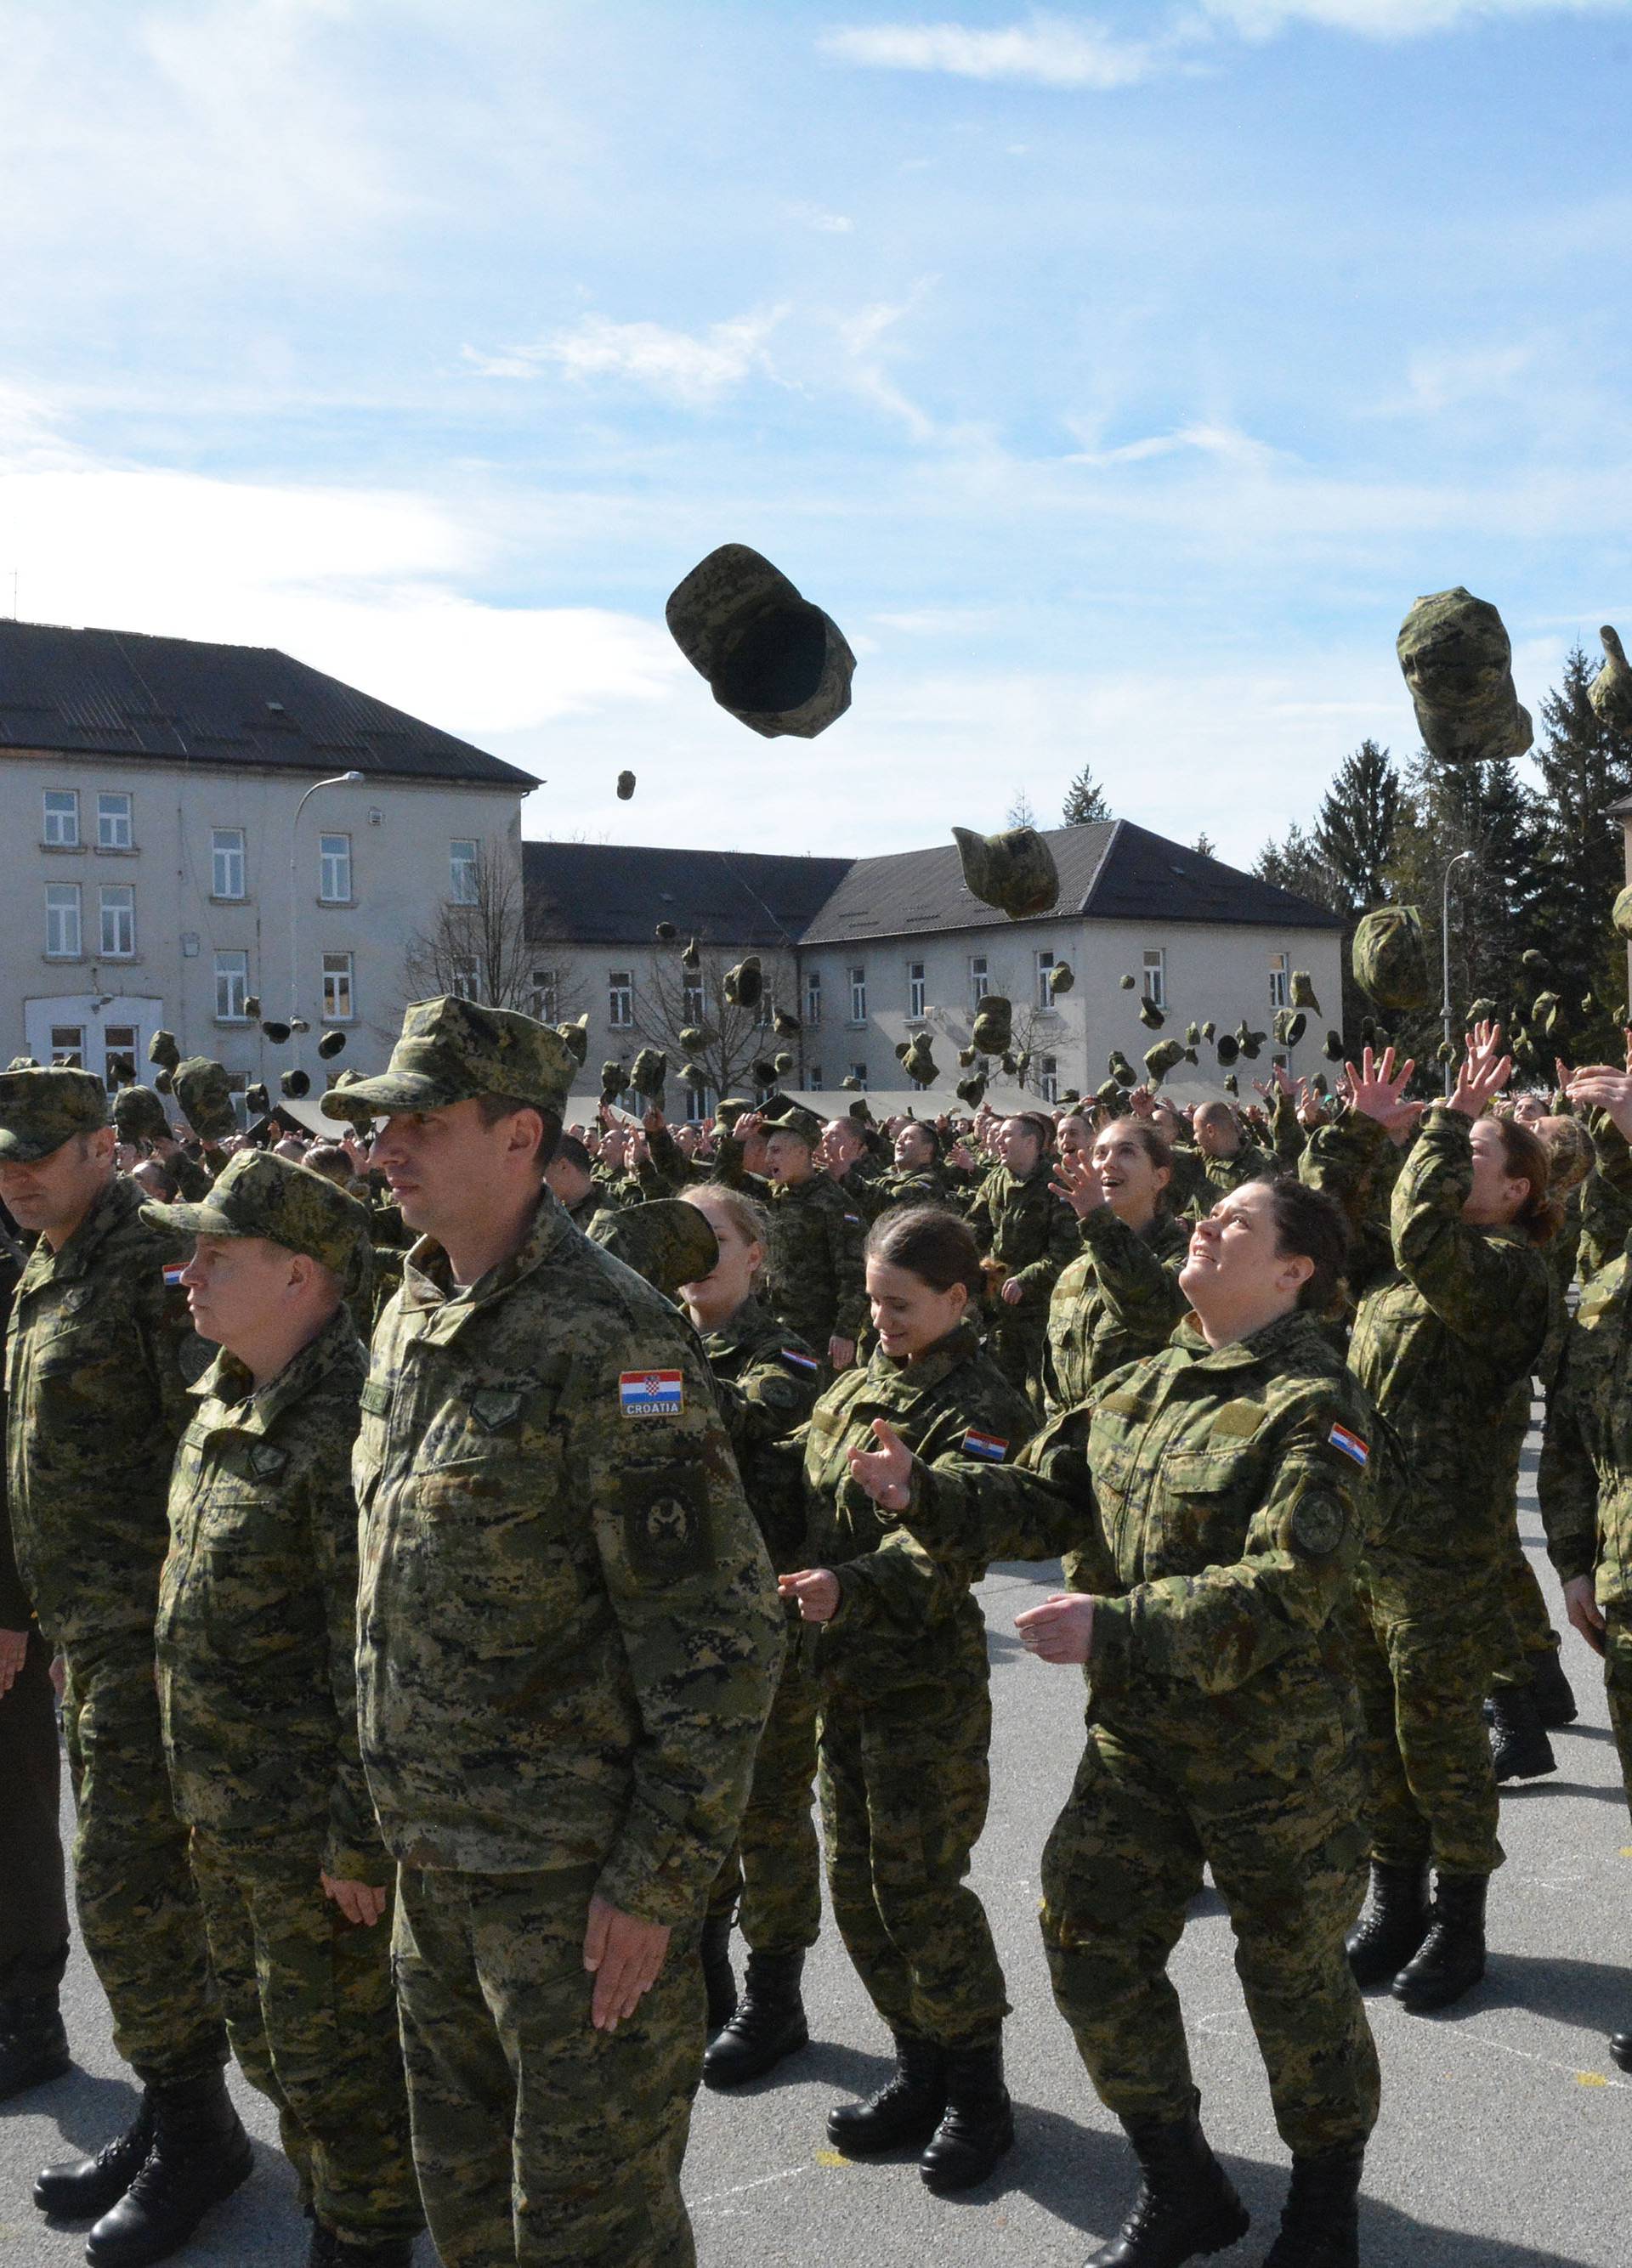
[1, 2067, 139, 2153]
[1469, 1949, 1632, 2033]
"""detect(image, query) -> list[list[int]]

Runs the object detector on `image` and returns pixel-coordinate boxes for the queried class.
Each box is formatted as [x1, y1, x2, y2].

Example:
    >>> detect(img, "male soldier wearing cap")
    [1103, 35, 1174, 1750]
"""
[0, 1066, 246, 2267]
[756, 1104, 868, 1372]
[142, 1150, 422, 2268]
[321, 998, 783, 2268]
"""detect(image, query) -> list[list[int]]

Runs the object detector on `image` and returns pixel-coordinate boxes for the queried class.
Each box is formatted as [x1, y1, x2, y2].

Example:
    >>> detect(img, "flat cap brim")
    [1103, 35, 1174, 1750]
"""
[0, 1128, 72, 1163]
[139, 1199, 241, 1242]
[318, 1072, 449, 1123]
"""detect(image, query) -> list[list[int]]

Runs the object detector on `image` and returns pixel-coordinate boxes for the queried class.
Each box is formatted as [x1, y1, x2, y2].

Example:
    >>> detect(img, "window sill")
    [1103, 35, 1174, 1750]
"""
[209, 893, 248, 906]
[95, 846, 139, 858]
[316, 898, 357, 910]
[41, 841, 85, 855]
[214, 1016, 251, 1027]
[42, 953, 85, 964]
[320, 1016, 357, 1028]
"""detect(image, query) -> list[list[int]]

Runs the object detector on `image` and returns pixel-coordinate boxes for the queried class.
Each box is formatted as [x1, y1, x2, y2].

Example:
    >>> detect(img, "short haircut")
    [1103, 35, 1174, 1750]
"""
[475, 1094, 562, 1172]
[553, 1133, 593, 1175]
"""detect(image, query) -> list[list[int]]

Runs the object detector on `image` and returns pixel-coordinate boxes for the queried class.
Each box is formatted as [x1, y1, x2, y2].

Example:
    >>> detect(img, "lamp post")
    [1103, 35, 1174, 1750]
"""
[289, 772, 365, 1074]
[1441, 849, 1475, 1096]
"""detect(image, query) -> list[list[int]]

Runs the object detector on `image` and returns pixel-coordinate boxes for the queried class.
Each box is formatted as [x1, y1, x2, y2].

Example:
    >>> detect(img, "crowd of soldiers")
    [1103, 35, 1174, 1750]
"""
[2, 989, 1631, 2268]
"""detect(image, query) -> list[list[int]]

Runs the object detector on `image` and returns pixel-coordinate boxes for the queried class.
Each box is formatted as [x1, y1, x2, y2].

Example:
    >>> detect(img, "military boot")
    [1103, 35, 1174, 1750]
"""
[703, 1948, 808, 2088]
[1391, 1872, 1487, 2013]
[827, 2033, 946, 2156]
[1488, 1686, 1557, 1783]
[0, 1994, 71, 2101]
[919, 2039, 1014, 2192]
[1529, 1648, 1578, 1729]
[1611, 2031, 1632, 2074]
[1262, 2145, 1363, 2267]
[34, 2096, 155, 2219]
[307, 2227, 418, 2266]
[700, 1911, 738, 2037]
[1088, 2095, 1249, 2268]
[1344, 1860, 1429, 1988]
[84, 2067, 252, 2266]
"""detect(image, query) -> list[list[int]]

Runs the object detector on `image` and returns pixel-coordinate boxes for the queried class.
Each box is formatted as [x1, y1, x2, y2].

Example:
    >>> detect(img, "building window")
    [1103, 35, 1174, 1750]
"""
[848, 966, 867, 1024]
[102, 1023, 137, 1086]
[212, 827, 246, 899]
[908, 961, 926, 1019]
[530, 967, 559, 1023]
[98, 792, 133, 850]
[1034, 948, 1057, 1010]
[49, 1023, 85, 1066]
[849, 1060, 868, 1090]
[43, 789, 79, 846]
[322, 952, 354, 1021]
[1142, 947, 1167, 1010]
[1268, 952, 1289, 1010]
[450, 838, 479, 905]
[318, 833, 352, 903]
[1040, 1055, 1059, 1104]
[969, 954, 990, 1005]
[45, 884, 82, 958]
[99, 885, 135, 958]
[807, 1064, 824, 1092]
[450, 957, 480, 1003]
[609, 971, 633, 1028]
[215, 950, 250, 1021]
[804, 970, 822, 1027]
[684, 1083, 713, 1124]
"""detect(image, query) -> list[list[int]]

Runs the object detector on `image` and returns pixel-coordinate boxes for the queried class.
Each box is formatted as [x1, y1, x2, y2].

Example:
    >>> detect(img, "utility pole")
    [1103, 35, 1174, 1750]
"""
[1441, 849, 1475, 1095]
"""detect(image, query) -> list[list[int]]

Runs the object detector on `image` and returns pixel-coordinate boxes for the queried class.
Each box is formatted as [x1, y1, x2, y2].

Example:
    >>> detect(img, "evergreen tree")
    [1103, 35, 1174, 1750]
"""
[1061, 766, 1112, 825]
[1252, 823, 1345, 912]
[1314, 739, 1399, 913]
[1193, 830, 1217, 858]
[1525, 644, 1632, 1046]
[1006, 787, 1037, 829]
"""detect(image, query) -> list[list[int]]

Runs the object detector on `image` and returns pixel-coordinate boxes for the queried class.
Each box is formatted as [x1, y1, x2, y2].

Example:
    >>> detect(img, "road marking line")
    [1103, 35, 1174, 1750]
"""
[691, 2163, 813, 2210]
[1374, 2008, 1631, 2090]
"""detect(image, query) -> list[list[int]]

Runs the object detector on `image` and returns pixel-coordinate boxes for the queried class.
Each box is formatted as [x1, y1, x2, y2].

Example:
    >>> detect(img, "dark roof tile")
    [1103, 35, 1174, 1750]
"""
[524, 841, 853, 948]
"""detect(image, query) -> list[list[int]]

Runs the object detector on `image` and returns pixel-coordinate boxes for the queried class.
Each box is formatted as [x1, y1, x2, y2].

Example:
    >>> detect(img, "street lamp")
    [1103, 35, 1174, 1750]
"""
[1441, 849, 1476, 1096]
[289, 772, 365, 1073]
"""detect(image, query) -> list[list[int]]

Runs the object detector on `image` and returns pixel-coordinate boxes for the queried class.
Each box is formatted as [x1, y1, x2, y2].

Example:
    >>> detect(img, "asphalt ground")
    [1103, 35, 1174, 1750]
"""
[4, 1401, 1630, 2265]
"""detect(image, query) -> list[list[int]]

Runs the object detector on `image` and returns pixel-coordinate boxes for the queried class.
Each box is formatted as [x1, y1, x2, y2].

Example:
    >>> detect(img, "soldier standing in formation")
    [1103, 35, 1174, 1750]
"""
[965, 1111, 1077, 1406]
[758, 1104, 869, 1373]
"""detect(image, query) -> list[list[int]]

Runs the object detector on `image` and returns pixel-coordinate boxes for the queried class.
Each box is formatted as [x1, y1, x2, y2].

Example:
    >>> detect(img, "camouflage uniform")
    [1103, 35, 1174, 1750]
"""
[701, 1302, 824, 1954]
[1193, 1139, 1277, 1206]
[800, 1326, 1034, 2049]
[148, 1151, 419, 2249]
[762, 1171, 868, 1352]
[1041, 1206, 1190, 1418]
[332, 992, 783, 2268]
[1538, 1247, 1632, 1807]
[1, 1103, 225, 2089]
[889, 1310, 1381, 2155]
[867, 1162, 955, 1217]
[965, 1160, 1077, 1404]
[1305, 1106, 1550, 1875]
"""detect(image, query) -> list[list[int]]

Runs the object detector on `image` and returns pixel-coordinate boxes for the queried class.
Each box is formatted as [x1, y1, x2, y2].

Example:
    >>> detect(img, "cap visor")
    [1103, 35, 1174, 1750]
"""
[0, 1129, 65, 1162]
[318, 1072, 453, 1123]
[139, 1200, 240, 1241]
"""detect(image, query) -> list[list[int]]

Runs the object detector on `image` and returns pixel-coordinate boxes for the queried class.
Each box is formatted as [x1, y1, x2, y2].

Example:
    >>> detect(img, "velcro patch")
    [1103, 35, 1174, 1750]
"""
[1210, 1399, 1266, 1439]
[620, 1458, 711, 1581]
[1289, 1493, 1346, 1558]
[620, 1370, 684, 1419]
[249, 1445, 286, 1481]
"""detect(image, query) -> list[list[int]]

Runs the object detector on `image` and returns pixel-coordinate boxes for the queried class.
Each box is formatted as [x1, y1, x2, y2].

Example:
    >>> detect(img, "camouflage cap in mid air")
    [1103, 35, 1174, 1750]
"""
[320, 997, 574, 1125]
[1397, 586, 1533, 766]
[141, 1146, 371, 1287]
[1592, 625, 1632, 733]
[1352, 905, 1431, 1013]
[587, 1197, 720, 1303]
[666, 544, 855, 740]
[0, 1066, 110, 1162]
[952, 825, 1060, 919]
[113, 1083, 172, 1146]
[174, 1056, 239, 1144]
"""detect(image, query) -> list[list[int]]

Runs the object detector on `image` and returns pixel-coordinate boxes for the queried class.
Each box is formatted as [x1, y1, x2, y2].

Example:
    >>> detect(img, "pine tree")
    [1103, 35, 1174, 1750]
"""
[1314, 740, 1399, 913]
[1193, 831, 1217, 858]
[1525, 644, 1632, 1045]
[1006, 787, 1036, 829]
[1061, 766, 1112, 825]
[1252, 824, 1344, 911]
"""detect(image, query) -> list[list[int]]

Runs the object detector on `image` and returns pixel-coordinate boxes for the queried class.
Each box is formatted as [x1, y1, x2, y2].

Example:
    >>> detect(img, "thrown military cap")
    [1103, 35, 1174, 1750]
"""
[654, 920, 677, 941]
[630, 1047, 668, 1100]
[317, 1029, 346, 1060]
[114, 1083, 171, 1145]
[587, 1197, 719, 1303]
[679, 1024, 708, 1052]
[773, 1010, 801, 1038]
[141, 1147, 371, 1287]
[666, 544, 855, 741]
[616, 769, 637, 800]
[1352, 905, 1431, 1013]
[723, 957, 762, 1010]
[558, 1015, 590, 1067]
[149, 1029, 182, 1074]
[0, 1066, 110, 1161]
[953, 825, 1059, 919]
[174, 1056, 238, 1144]
[902, 1033, 939, 1086]
[320, 997, 574, 1124]
[1047, 962, 1074, 995]
[1290, 972, 1320, 1013]
[245, 1082, 270, 1117]
[280, 1068, 311, 1100]
[1397, 586, 1532, 766]
[1591, 625, 1632, 732]
[970, 997, 1012, 1057]
[764, 1102, 824, 1147]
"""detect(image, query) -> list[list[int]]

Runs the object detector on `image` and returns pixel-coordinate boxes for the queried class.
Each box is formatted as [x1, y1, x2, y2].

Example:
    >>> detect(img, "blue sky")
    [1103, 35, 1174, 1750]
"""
[3, 0, 1630, 867]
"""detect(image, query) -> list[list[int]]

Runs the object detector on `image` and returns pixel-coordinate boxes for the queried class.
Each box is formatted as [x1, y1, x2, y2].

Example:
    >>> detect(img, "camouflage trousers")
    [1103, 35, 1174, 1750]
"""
[707, 1641, 820, 1953]
[188, 1833, 422, 2248]
[394, 1861, 702, 2268]
[1348, 1565, 1504, 1877]
[818, 1677, 1009, 2049]
[1040, 1709, 1378, 2156]
[1601, 1602, 1632, 1821]
[62, 1651, 225, 2084]
[1487, 1388, 1560, 1690]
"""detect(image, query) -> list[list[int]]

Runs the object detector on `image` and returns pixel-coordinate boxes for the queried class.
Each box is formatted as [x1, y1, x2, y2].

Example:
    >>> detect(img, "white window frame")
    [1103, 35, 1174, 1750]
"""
[48, 1022, 85, 1066]
[1040, 1055, 1059, 1105]
[807, 1064, 824, 1093]
[969, 953, 990, 1005]
[318, 832, 353, 904]
[683, 974, 706, 1026]
[1142, 947, 1167, 1010]
[212, 827, 246, 900]
[321, 951, 355, 1022]
[1034, 948, 1057, 1011]
[102, 1022, 138, 1085]
[907, 961, 927, 1020]
[609, 971, 633, 1029]
[1268, 953, 1289, 1010]
[45, 883, 82, 958]
[530, 967, 559, 1024]
[43, 789, 79, 847]
[214, 949, 250, 1021]
[848, 966, 867, 1025]
[99, 884, 135, 959]
[450, 838, 479, 905]
[849, 1060, 868, 1090]
[804, 970, 822, 1027]
[684, 1082, 713, 1124]
[97, 791, 133, 851]
[450, 956, 480, 1003]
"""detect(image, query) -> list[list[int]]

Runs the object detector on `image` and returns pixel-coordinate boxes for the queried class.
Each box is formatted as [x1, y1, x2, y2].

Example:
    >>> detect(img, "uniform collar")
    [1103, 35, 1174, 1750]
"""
[704, 1294, 776, 1361]
[188, 1302, 360, 1437]
[26, 1171, 139, 1285]
[399, 1187, 575, 1336]
[1171, 1304, 1312, 1373]
[864, 1319, 980, 1395]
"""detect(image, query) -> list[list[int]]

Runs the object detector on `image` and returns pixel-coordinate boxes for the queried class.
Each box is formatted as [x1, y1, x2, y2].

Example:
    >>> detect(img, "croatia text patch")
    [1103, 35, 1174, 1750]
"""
[620, 1371, 685, 1419]
[962, 1428, 1009, 1462]
[1327, 1423, 1368, 1468]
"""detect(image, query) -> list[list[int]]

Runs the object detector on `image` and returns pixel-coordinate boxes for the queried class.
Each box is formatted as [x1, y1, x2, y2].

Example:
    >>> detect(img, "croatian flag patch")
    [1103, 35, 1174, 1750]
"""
[620, 1371, 685, 1419]
[162, 1262, 187, 1288]
[1328, 1423, 1369, 1468]
[779, 1348, 819, 1377]
[962, 1428, 1009, 1462]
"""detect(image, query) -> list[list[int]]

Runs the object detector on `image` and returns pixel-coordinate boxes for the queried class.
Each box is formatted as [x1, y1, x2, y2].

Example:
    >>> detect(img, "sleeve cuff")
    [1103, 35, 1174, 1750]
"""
[1087, 1594, 1131, 1691]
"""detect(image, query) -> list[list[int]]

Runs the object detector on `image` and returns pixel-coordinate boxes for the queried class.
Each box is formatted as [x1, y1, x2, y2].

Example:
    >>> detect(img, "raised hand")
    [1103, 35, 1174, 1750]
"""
[1049, 1145, 1108, 1219]
[1343, 1044, 1417, 1126]
[1449, 1021, 1512, 1120]
[1567, 1066, 1632, 1142]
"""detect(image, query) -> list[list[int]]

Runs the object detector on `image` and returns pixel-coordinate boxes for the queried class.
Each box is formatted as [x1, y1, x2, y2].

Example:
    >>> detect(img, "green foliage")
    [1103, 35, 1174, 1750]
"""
[1061, 765, 1112, 825]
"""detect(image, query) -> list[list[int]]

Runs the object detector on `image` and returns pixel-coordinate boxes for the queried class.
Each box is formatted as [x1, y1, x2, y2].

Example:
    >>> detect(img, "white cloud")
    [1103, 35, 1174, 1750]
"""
[462, 309, 788, 407]
[1064, 421, 1287, 471]
[819, 12, 1176, 89]
[788, 202, 856, 233]
[1201, 0, 1627, 36]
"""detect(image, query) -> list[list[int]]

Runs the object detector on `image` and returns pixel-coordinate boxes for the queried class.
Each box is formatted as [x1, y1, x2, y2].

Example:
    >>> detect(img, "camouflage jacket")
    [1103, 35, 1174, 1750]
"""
[156, 1306, 384, 1880]
[703, 1298, 822, 1570]
[868, 1162, 956, 1218]
[1578, 1113, 1632, 1284]
[1192, 1142, 1277, 1207]
[1538, 1241, 1632, 1606]
[354, 1189, 783, 1923]
[796, 1323, 1034, 1696]
[763, 1171, 868, 1346]
[891, 1309, 1380, 1715]
[168, 1148, 214, 1202]
[1042, 1206, 1191, 1417]
[4, 1173, 197, 1662]
[965, 1162, 1077, 1306]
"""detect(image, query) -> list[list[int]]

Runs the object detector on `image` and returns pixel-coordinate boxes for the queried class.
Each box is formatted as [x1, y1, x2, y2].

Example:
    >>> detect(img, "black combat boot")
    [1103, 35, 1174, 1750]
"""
[34, 2095, 155, 2219]
[919, 2039, 1014, 2192]
[700, 1911, 738, 2037]
[307, 2227, 419, 2266]
[1344, 1860, 1430, 1988]
[84, 2067, 252, 2266]
[0, 1994, 71, 2101]
[1262, 2146, 1364, 2267]
[1529, 1648, 1578, 1729]
[1488, 1685, 1557, 1783]
[1087, 2095, 1250, 2268]
[703, 1948, 808, 2088]
[1611, 2031, 1632, 2073]
[827, 2033, 947, 2156]
[1391, 1872, 1488, 2013]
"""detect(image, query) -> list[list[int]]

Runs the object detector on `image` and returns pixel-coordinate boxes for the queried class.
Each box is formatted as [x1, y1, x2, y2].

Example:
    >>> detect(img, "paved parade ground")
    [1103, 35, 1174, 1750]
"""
[3, 1405, 1629, 2267]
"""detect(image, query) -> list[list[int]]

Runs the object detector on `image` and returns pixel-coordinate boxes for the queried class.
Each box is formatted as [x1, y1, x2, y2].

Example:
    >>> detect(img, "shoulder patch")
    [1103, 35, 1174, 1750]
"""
[962, 1428, 1009, 1462]
[1327, 1422, 1369, 1468]
[1289, 1493, 1346, 1558]
[1210, 1398, 1266, 1439]
[778, 1347, 820, 1377]
[619, 1370, 685, 1419]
